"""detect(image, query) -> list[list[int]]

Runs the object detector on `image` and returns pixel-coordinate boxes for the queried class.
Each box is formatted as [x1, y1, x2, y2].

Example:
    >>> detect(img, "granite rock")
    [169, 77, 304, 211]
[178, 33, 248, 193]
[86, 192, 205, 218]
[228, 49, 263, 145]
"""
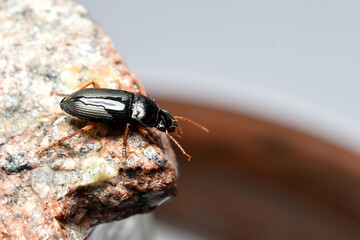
[0, 0, 177, 239]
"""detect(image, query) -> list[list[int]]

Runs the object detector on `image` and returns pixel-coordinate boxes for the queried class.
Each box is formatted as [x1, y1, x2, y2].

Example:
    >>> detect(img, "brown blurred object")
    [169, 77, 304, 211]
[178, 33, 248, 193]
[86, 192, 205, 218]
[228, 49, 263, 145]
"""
[155, 100, 360, 240]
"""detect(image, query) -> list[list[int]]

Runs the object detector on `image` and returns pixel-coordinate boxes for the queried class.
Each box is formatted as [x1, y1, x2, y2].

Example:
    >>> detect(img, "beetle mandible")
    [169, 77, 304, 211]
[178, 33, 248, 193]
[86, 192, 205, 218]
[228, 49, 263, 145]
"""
[38, 80, 208, 160]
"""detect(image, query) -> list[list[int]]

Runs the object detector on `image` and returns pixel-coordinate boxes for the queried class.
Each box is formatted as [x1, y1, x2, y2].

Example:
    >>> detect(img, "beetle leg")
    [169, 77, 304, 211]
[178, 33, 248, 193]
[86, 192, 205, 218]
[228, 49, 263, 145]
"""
[49, 81, 101, 98]
[76, 81, 101, 90]
[50, 81, 101, 99]
[136, 125, 155, 144]
[37, 122, 97, 157]
[121, 68, 147, 96]
[167, 132, 192, 161]
[50, 92, 69, 97]
[122, 122, 131, 159]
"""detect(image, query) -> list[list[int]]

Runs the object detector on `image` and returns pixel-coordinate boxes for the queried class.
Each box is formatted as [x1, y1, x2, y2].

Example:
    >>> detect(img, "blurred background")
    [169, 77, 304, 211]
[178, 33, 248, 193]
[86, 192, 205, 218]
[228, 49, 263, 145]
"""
[76, 1, 360, 239]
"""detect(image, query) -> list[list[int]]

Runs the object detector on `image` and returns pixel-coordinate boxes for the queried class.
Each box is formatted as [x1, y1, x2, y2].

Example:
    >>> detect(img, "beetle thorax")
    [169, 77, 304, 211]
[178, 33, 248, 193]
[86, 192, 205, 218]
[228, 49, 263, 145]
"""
[131, 95, 160, 127]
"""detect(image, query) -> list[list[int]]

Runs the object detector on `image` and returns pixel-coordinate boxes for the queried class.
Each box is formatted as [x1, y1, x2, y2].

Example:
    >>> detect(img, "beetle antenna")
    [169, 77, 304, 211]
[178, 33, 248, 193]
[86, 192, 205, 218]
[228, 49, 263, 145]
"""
[174, 116, 209, 133]
[172, 131, 182, 138]
[166, 132, 191, 161]
[176, 126, 183, 135]
[173, 126, 183, 138]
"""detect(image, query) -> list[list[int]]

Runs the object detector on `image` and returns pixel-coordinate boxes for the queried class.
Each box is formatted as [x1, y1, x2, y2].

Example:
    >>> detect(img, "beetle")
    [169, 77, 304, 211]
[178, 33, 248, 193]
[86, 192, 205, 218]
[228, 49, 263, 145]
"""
[37, 81, 208, 160]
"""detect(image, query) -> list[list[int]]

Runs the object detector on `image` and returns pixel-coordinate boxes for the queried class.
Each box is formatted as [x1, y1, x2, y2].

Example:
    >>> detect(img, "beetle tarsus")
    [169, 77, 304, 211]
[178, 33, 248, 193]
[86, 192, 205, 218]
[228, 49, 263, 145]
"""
[50, 91, 69, 97]
[136, 124, 155, 144]
[122, 122, 131, 159]
[37, 122, 97, 157]
[76, 80, 101, 90]
[167, 132, 192, 161]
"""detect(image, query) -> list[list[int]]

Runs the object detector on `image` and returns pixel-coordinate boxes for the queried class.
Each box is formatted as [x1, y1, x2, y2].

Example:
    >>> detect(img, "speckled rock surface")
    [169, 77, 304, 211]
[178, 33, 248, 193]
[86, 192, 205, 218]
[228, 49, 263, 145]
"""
[0, 0, 177, 239]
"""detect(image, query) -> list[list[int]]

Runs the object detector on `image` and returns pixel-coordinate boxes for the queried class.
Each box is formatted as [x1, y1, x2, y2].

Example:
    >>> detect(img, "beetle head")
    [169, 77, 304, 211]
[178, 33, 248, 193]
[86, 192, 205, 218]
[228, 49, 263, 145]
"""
[156, 109, 178, 133]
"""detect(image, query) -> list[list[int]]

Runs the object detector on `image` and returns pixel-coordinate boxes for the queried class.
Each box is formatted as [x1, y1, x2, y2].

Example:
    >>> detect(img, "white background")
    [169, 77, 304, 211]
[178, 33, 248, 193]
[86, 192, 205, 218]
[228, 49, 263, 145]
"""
[76, 0, 360, 154]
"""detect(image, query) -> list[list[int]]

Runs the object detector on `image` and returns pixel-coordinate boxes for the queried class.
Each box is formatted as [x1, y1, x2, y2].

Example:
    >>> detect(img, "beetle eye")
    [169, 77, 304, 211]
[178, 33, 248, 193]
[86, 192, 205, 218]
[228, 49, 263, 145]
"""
[156, 109, 176, 132]
[157, 122, 166, 132]
[166, 125, 176, 133]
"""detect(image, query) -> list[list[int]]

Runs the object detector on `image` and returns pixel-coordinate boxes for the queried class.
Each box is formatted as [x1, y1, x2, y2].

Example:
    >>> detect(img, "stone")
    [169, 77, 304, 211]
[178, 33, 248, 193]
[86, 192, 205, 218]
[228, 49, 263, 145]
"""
[0, 0, 177, 239]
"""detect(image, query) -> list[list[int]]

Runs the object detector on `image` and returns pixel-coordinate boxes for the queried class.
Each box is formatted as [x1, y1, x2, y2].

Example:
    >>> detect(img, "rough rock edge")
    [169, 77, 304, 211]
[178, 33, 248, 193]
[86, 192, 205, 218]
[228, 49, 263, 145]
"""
[0, 0, 177, 239]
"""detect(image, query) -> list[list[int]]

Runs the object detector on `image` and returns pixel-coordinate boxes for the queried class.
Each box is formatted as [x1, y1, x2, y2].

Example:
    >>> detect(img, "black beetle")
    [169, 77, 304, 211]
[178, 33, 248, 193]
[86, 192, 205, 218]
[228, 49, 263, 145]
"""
[60, 88, 178, 133]
[38, 81, 208, 160]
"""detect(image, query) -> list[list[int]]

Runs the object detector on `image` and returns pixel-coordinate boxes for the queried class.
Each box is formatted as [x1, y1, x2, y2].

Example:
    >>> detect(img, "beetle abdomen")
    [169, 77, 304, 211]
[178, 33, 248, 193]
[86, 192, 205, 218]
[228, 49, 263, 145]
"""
[60, 88, 133, 122]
